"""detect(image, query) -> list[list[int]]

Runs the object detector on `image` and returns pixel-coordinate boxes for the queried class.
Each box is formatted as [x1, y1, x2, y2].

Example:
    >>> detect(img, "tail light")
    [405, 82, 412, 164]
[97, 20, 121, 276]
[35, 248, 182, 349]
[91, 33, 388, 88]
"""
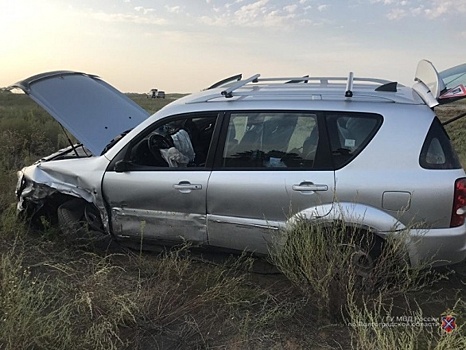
[451, 178, 466, 227]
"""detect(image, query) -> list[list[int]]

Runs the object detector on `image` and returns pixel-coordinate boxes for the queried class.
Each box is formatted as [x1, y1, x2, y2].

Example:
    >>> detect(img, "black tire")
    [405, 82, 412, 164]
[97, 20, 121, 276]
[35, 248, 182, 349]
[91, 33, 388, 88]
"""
[339, 229, 384, 280]
[57, 199, 107, 246]
[57, 198, 87, 241]
[351, 234, 383, 277]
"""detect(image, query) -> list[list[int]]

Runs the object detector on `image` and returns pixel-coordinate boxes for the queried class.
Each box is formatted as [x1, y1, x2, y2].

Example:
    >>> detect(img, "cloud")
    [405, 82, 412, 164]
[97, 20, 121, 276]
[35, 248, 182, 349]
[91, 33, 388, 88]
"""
[91, 11, 166, 25]
[234, 0, 270, 23]
[198, 0, 319, 29]
[232, 4, 299, 28]
[283, 4, 298, 13]
[134, 6, 155, 15]
[386, 8, 407, 20]
[165, 5, 182, 14]
[423, 1, 455, 19]
[371, 0, 466, 20]
[370, 0, 401, 4]
[317, 4, 328, 12]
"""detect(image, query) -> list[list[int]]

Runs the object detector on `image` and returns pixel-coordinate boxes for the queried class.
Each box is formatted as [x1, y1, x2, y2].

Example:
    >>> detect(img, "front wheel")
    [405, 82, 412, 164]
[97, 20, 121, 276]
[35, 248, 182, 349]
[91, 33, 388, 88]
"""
[57, 198, 106, 245]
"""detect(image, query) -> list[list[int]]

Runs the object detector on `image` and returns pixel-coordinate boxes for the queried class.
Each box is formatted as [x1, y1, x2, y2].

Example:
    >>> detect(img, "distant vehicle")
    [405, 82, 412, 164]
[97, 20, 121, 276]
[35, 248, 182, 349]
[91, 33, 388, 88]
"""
[9, 60, 466, 271]
[156, 91, 165, 99]
[147, 89, 158, 98]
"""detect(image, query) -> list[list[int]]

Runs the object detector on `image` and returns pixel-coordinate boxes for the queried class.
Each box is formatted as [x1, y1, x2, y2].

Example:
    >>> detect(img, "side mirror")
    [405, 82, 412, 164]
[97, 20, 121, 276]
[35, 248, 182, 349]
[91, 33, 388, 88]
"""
[114, 160, 130, 173]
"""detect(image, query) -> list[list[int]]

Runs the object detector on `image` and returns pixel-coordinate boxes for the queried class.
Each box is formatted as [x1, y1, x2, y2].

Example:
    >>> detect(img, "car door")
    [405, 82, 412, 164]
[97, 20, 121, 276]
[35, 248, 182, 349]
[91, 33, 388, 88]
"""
[102, 113, 219, 245]
[206, 111, 335, 254]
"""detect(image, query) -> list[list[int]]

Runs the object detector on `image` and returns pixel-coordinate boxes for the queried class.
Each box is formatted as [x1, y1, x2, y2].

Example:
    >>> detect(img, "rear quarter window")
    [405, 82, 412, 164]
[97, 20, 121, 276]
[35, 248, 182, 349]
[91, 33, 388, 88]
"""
[326, 112, 383, 169]
[419, 118, 461, 169]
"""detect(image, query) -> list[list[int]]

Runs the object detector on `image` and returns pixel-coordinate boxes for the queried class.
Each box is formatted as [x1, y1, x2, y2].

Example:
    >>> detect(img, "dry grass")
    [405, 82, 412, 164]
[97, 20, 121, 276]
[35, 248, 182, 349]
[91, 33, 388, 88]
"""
[0, 92, 465, 349]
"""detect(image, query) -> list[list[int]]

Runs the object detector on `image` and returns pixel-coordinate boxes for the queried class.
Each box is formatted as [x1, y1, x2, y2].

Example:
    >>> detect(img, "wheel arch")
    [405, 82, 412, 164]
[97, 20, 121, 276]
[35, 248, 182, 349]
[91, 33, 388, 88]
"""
[286, 202, 406, 238]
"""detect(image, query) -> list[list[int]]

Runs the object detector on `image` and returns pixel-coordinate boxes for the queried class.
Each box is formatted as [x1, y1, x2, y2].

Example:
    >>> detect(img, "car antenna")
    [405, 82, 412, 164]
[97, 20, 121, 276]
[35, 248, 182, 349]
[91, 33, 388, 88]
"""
[345, 72, 354, 97]
[59, 124, 80, 157]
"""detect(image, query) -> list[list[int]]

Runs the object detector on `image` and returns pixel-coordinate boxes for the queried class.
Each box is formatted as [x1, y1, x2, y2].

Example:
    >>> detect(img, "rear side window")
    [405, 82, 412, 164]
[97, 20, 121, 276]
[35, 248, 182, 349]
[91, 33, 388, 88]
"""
[419, 118, 461, 169]
[326, 113, 383, 169]
[221, 112, 319, 169]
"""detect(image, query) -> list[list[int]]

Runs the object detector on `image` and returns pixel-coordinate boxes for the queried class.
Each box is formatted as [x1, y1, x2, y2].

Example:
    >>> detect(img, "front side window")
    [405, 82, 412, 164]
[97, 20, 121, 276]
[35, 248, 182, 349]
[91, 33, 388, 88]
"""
[420, 118, 461, 169]
[127, 114, 217, 168]
[221, 112, 319, 169]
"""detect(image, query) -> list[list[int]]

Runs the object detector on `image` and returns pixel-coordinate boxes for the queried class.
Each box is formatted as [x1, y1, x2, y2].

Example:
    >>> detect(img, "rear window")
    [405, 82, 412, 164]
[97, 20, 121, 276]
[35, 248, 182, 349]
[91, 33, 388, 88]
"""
[419, 118, 461, 169]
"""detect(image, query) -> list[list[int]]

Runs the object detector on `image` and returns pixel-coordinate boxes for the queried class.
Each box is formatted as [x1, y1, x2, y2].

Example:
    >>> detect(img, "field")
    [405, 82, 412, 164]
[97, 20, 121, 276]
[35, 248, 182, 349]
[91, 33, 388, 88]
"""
[0, 90, 466, 349]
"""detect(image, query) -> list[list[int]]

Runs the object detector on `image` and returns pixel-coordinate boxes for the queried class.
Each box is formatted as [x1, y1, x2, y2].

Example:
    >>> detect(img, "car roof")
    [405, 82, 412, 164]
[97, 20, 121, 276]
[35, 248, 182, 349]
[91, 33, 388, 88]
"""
[180, 74, 425, 106]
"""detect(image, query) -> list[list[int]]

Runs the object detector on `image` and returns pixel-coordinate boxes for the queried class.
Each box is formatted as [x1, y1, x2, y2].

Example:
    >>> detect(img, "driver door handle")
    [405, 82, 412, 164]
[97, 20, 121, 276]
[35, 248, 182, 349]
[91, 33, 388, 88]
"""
[173, 181, 202, 193]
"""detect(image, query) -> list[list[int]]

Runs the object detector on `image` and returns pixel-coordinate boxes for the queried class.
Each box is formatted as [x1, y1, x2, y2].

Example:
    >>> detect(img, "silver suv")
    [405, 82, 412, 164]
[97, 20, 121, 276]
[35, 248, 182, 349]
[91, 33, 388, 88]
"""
[11, 60, 466, 267]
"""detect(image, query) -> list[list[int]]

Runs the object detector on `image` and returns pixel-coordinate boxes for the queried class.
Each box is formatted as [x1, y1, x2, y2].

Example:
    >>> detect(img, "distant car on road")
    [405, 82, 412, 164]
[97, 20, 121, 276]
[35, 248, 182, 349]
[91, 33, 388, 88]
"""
[156, 91, 165, 99]
[147, 89, 158, 98]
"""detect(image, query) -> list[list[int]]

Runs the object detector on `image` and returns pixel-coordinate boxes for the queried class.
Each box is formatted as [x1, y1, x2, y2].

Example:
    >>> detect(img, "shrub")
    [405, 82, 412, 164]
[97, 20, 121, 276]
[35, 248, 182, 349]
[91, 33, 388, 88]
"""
[269, 218, 446, 320]
[0, 246, 75, 349]
[346, 292, 466, 350]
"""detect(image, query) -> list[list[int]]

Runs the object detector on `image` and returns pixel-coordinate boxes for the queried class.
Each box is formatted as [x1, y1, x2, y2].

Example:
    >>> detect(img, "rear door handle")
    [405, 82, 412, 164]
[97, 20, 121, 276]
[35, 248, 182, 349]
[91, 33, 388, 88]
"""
[292, 182, 328, 192]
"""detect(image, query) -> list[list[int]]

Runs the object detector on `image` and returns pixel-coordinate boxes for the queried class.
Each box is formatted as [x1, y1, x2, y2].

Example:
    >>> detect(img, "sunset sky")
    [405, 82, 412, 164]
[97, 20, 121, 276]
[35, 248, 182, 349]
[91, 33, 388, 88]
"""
[1, 0, 465, 93]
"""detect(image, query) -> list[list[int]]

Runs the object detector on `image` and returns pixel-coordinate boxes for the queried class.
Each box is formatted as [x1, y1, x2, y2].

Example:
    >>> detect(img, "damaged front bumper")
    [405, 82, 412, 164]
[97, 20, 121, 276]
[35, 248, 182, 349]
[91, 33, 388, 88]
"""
[15, 154, 111, 234]
[16, 165, 95, 212]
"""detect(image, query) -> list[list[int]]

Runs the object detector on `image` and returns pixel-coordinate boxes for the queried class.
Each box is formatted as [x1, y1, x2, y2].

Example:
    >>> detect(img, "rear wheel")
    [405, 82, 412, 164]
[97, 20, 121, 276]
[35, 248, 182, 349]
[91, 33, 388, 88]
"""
[338, 228, 384, 289]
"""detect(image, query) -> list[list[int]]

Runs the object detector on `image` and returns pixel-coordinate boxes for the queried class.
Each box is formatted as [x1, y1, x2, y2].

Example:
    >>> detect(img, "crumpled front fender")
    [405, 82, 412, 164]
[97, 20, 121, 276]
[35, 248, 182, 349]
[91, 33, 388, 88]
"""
[16, 156, 110, 232]
[17, 164, 94, 205]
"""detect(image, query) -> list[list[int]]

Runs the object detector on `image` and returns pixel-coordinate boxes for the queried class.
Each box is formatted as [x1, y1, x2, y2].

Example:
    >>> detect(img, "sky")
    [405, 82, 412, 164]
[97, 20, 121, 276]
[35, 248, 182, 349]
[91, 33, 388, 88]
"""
[0, 0, 465, 93]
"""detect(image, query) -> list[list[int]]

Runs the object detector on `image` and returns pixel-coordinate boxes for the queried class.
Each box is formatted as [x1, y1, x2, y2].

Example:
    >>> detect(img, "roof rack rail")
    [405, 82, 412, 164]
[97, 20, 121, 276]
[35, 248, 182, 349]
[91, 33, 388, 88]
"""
[206, 74, 242, 90]
[286, 75, 309, 84]
[221, 74, 260, 98]
[345, 72, 354, 98]
[214, 74, 394, 99]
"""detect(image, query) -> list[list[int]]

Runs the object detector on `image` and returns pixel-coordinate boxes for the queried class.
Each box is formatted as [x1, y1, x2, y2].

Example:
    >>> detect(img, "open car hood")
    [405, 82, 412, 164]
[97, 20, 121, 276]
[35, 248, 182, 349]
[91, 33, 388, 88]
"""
[413, 60, 466, 108]
[9, 71, 149, 156]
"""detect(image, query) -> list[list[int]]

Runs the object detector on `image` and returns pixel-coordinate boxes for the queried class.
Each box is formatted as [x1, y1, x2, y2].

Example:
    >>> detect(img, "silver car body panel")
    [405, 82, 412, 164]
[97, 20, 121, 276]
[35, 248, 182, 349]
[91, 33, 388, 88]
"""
[409, 225, 466, 266]
[9, 71, 149, 156]
[102, 170, 210, 244]
[332, 103, 459, 228]
[206, 170, 335, 254]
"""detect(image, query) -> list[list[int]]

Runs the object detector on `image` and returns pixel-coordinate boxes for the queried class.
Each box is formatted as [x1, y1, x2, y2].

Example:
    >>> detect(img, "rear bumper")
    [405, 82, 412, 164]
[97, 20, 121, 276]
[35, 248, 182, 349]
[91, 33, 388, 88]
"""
[408, 224, 466, 267]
